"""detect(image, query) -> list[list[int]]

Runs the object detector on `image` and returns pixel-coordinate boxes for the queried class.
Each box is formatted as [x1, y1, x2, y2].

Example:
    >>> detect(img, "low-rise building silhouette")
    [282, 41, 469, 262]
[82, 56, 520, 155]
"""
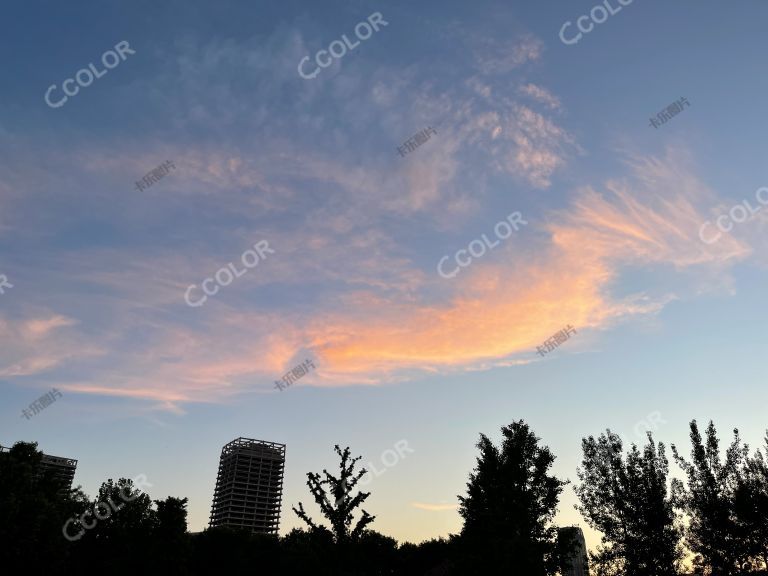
[559, 526, 589, 576]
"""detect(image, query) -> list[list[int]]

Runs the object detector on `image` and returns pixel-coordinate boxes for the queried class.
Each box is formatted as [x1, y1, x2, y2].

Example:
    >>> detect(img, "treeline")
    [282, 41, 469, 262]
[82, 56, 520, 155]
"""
[1, 419, 767, 575]
[577, 421, 768, 575]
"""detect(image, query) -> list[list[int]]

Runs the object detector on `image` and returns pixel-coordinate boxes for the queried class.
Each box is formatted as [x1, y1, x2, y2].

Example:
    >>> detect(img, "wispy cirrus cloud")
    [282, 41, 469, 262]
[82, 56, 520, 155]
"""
[519, 83, 562, 111]
[0, 312, 101, 378]
[0, 25, 749, 413]
[473, 35, 543, 75]
[287, 149, 748, 383]
[3, 145, 743, 410]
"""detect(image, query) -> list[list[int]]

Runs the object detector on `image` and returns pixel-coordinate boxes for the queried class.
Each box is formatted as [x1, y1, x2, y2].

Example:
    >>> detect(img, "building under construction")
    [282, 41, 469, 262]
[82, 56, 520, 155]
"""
[209, 437, 286, 534]
[39, 452, 78, 493]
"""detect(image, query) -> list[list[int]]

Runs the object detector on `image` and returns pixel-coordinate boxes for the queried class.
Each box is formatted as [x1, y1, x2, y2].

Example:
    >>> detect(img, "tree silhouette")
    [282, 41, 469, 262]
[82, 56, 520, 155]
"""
[70, 477, 158, 574]
[733, 431, 768, 572]
[457, 420, 567, 575]
[153, 496, 191, 574]
[9, 420, 768, 575]
[575, 430, 682, 576]
[671, 420, 749, 575]
[293, 445, 375, 544]
[280, 527, 335, 575]
[190, 527, 280, 575]
[0, 441, 88, 575]
[397, 537, 455, 576]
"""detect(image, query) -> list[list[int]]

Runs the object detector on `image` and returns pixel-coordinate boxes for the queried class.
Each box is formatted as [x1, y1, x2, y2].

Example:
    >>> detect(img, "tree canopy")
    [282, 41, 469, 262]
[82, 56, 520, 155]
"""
[576, 430, 682, 575]
[457, 420, 568, 575]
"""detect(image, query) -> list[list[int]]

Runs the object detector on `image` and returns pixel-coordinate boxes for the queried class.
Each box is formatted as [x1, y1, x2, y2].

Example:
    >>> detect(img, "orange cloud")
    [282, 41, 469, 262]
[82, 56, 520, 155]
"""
[519, 83, 562, 110]
[23, 315, 77, 340]
[0, 144, 750, 409]
[297, 149, 749, 382]
[0, 313, 101, 377]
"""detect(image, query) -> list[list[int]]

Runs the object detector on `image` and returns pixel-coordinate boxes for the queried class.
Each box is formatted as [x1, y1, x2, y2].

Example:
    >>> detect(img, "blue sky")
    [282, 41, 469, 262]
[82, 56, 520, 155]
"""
[2, 0, 768, 549]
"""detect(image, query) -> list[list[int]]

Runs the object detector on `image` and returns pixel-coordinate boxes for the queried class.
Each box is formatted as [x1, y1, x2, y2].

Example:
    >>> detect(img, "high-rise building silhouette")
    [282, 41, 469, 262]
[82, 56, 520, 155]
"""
[209, 437, 286, 534]
[559, 526, 589, 576]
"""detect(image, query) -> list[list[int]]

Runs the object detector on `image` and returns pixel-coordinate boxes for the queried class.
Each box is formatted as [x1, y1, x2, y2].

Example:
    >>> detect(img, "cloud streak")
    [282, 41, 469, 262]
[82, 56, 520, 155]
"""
[0, 29, 751, 411]
[2, 146, 744, 410]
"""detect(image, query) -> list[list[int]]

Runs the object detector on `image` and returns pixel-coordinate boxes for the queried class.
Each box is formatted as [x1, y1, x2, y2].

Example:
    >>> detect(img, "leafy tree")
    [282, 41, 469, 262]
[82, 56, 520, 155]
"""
[293, 444, 375, 545]
[190, 527, 280, 576]
[153, 496, 191, 574]
[351, 530, 400, 575]
[671, 420, 748, 575]
[0, 441, 88, 575]
[733, 431, 768, 571]
[67, 477, 158, 574]
[575, 430, 682, 576]
[280, 527, 335, 575]
[155, 495, 189, 537]
[397, 537, 456, 576]
[587, 549, 624, 576]
[457, 420, 567, 575]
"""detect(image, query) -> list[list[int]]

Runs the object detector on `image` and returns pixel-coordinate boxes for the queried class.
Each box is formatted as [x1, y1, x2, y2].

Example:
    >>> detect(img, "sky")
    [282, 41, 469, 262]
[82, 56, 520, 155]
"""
[2, 0, 768, 551]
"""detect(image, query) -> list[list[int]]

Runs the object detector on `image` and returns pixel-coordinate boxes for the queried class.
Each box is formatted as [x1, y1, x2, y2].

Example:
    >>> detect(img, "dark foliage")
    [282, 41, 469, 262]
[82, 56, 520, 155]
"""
[575, 430, 682, 575]
[734, 433, 768, 571]
[672, 421, 768, 575]
[456, 420, 568, 575]
[672, 420, 749, 575]
[0, 441, 88, 575]
[4, 422, 768, 576]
